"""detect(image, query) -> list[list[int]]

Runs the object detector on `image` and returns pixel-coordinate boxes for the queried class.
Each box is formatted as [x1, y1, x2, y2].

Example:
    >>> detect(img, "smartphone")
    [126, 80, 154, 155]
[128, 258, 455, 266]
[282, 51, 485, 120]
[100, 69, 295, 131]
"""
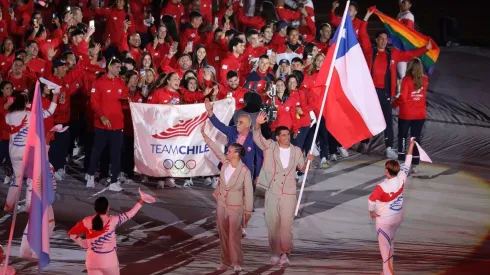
[52, 13, 57, 19]
[140, 68, 146, 76]
[66, 6, 71, 11]
[266, 49, 272, 56]
[187, 41, 193, 48]
[89, 20, 95, 29]
[125, 15, 130, 21]
[214, 17, 218, 25]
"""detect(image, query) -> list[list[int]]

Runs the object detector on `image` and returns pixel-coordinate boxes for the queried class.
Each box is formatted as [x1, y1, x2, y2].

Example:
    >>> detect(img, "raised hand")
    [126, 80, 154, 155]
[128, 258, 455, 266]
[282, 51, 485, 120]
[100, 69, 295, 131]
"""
[426, 40, 433, 50]
[332, 0, 339, 10]
[204, 98, 213, 116]
[256, 111, 268, 125]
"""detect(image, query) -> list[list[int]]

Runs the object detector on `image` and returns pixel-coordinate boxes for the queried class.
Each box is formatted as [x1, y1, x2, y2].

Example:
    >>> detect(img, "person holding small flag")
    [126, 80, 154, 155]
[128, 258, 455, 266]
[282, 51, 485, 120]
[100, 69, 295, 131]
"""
[68, 189, 155, 275]
[368, 138, 415, 275]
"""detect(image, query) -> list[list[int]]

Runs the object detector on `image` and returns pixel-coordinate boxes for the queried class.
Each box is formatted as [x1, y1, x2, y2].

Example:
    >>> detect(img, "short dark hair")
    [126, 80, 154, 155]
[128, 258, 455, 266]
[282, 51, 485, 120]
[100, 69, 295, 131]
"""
[261, 25, 272, 33]
[230, 143, 246, 158]
[259, 54, 269, 61]
[123, 57, 136, 67]
[25, 40, 38, 48]
[376, 30, 388, 39]
[226, 70, 239, 80]
[291, 57, 303, 65]
[228, 37, 244, 52]
[246, 29, 259, 38]
[189, 11, 203, 22]
[350, 1, 359, 12]
[8, 92, 28, 113]
[275, 126, 290, 137]
[286, 26, 299, 36]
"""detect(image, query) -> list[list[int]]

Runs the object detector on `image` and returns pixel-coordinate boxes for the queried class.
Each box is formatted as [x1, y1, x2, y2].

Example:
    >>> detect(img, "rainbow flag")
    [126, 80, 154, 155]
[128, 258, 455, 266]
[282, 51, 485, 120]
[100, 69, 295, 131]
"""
[373, 9, 440, 74]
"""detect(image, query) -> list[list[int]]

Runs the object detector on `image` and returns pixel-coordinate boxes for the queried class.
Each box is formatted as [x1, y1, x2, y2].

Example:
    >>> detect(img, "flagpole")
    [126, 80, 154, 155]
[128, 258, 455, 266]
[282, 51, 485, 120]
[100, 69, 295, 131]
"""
[294, 1, 351, 216]
[2, 180, 24, 275]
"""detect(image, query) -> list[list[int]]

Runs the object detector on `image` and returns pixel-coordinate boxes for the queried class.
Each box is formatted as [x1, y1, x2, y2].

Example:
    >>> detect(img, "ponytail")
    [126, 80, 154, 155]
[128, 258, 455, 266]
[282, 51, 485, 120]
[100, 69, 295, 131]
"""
[92, 197, 109, 231]
[92, 215, 104, 231]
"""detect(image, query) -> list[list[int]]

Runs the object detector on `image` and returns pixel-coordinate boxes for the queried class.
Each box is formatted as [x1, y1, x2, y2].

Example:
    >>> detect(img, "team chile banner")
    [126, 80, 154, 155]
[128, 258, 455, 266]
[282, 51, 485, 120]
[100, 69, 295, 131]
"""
[130, 99, 236, 177]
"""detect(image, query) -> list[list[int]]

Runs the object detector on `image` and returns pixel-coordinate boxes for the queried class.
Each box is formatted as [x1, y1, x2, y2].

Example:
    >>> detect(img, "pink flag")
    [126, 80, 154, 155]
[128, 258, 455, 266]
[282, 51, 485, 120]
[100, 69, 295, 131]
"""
[414, 141, 432, 163]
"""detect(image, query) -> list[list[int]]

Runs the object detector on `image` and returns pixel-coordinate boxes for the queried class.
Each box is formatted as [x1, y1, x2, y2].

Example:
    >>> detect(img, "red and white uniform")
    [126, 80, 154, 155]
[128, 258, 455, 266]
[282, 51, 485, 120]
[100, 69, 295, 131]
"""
[216, 85, 248, 110]
[368, 155, 412, 275]
[90, 76, 128, 130]
[397, 11, 415, 30]
[68, 201, 142, 273]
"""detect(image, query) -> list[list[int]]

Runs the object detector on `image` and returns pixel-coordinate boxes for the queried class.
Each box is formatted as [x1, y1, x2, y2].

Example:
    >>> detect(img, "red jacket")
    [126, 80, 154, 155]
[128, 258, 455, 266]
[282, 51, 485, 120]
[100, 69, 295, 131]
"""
[146, 87, 205, 105]
[45, 60, 87, 124]
[122, 88, 145, 136]
[0, 97, 9, 140]
[95, 7, 136, 47]
[200, 0, 213, 23]
[0, 20, 8, 42]
[0, 53, 14, 76]
[266, 96, 298, 134]
[270, 33, 287, 52]
[237, 7, 266, 30]
[219, 53, 243, 85]
[160, 1, 185, 29]
[129, 0, 152, 33]
[179, 23, 202, 53]
[298, 16, 316, 43]
[217, 85, 248, 110]
[276, 5, 301, 22]
[5, 71, 37, 92]
[289, 88, 312, 129]
[145, 41, 171, 69]
[91, 75, 129, 130]
[26, 57, 50, 78]
[393, 75, 428, 120]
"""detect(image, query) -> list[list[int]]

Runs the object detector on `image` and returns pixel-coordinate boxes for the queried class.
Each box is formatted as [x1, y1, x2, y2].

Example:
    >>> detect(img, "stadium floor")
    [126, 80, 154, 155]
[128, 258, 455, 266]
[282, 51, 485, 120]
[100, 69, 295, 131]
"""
[1, 46, 490, 274]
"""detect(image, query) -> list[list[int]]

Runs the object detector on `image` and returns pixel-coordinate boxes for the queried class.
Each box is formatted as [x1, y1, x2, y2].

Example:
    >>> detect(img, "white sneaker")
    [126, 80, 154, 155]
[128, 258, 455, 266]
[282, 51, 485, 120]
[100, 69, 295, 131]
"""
[211, 177, 218, 189]
[3, 176, 11, 185]
[386, 147, 398, 159]
[165, 178, 177, 188]
[242, 228, 247, 238]
[338, 147, 349, 158]
[280, 254, 290, 267]
[411, 165, 418, 174]
[85, 173, 89, 181]
[109, 182, 123, 192]
[204, 177, 213, 186]
[233, 265, 242, 272]
[329, 154, 338, 161]
[54, 169, 64, 181]
[270, 255, 281, 265]
[86, 175, 95, 188]
[157, 180, 165, 189]
[142, 176, 149, 183]
[297, 174, 305, 183]
[183, 179, 193, 187]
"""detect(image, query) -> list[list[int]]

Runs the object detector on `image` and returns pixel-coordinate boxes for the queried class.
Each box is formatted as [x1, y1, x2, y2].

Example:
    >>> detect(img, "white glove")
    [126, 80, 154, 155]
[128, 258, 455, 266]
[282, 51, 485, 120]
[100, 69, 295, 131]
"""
[309, 110, 317, 126]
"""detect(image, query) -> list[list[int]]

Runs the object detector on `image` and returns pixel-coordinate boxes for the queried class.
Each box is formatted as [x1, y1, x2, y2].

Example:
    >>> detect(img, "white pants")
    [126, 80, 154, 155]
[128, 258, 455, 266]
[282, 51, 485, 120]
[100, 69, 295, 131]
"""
[376, 221, 401, 275]
[87, 266, 120, 275]
[397, 62, 407, 79]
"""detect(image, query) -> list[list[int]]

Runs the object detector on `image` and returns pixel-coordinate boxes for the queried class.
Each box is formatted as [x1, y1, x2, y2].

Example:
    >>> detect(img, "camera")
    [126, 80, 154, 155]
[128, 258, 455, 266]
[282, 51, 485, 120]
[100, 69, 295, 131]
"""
[259, 84, 278, 122]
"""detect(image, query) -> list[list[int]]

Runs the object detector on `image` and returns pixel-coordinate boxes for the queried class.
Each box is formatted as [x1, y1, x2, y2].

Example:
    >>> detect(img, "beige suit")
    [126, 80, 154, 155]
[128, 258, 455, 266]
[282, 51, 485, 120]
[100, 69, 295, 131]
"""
[205, 137, 254, 266]
[253, 127, 307, 255]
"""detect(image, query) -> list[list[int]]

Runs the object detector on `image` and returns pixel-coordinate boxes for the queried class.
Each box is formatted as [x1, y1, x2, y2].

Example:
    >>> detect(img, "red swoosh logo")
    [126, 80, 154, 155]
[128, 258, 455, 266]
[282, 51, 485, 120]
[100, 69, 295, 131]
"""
[152, 112, 208, 139]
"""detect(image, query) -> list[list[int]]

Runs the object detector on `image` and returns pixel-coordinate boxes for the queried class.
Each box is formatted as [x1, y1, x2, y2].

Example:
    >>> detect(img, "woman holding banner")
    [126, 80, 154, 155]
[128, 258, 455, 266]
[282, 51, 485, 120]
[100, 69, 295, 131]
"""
[200, 124, 253, 273]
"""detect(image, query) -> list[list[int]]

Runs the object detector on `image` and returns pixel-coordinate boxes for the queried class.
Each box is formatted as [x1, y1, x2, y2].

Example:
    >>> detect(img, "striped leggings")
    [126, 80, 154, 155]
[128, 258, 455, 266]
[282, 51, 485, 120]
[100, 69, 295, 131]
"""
[376, 221, 402, 275]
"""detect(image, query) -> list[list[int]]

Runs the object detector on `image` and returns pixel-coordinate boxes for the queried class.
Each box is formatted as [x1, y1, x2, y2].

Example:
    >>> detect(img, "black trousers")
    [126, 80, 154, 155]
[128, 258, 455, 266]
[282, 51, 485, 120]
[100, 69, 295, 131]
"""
[49, 125, 71, 171]
[362, 88, 394, 148]
[88, 128, 123, 183]
[121, 135, 135, 178]
[397, 118, 425, 165]
[0, 139, 12, 177]
[83, 132, 110, 176]
[304, 116, 329, 159]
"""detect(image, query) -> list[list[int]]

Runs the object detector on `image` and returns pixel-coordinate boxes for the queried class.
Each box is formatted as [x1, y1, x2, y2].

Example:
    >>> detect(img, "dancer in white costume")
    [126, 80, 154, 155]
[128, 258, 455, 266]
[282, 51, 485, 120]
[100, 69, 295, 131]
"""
[368, 138, 414, 275]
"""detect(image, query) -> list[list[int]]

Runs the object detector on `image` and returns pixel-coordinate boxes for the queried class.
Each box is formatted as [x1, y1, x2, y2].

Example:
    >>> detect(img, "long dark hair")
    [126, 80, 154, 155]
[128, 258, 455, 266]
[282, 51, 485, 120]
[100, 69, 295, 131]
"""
[160, 15, 179, 42]
[146, 73, 168, 99]
[192, 44, 208, 70]
[406, 58, 424, 90]
[8, 92, 28, 112]
[0, 37, 15, 55]
[92, 197, 109, 231]
[0, 81, 13, 97]
[261, 1, 278, 24]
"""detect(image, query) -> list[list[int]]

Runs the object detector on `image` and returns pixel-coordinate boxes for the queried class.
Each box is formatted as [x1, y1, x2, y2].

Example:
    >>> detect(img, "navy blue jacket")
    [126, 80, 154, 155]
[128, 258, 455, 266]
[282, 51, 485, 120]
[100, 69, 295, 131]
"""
[209, 114, 263, 179]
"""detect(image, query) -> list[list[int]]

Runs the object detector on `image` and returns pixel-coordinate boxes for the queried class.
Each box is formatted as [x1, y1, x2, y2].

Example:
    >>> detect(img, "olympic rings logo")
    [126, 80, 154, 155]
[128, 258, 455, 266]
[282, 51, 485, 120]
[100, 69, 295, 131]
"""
[163, 159, 197, 175]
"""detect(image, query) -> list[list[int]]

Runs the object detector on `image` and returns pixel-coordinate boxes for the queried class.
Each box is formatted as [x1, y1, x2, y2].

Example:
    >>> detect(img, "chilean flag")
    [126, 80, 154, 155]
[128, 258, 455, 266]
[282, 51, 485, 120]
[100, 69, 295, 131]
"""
[312, 12, 386, 149]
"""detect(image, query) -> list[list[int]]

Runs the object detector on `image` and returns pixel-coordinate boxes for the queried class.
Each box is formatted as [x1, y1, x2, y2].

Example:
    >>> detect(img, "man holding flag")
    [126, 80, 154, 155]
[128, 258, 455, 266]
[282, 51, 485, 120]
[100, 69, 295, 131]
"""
[355, 9, 433, 158]
[2, 81, 56, 274]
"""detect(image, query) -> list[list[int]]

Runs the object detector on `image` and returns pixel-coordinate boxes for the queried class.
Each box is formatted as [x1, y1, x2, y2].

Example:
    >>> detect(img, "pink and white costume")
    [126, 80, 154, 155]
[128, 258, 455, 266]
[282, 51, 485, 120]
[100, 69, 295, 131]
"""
[68, 201, 143, 275]
[368, 155, 412, 275]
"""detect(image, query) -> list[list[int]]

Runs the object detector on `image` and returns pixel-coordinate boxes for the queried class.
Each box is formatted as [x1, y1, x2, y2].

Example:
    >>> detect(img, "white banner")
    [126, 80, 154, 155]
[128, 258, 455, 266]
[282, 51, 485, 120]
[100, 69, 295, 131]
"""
[130, 99, 236, 177]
